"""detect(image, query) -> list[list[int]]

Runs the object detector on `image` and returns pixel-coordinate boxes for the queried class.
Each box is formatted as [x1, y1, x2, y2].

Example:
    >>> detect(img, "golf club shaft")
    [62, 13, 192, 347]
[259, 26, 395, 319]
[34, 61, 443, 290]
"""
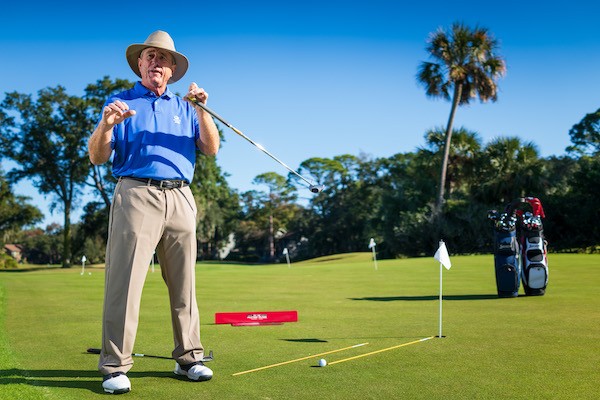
[86, 348, 213, 362]
[87, 348, 170, 360]
[188, 97, 315, 188]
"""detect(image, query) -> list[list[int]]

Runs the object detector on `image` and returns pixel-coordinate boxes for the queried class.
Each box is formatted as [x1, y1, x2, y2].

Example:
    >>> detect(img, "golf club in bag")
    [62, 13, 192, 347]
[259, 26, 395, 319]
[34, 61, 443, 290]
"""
[511, 197, 549, 296]
[487, 209, 521, 298]
[187, 96, 325, 194]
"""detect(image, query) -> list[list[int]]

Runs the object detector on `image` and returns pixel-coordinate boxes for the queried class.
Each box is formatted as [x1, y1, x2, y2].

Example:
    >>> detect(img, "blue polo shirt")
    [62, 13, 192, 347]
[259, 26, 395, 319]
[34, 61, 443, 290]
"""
[107, 82, 200, 183]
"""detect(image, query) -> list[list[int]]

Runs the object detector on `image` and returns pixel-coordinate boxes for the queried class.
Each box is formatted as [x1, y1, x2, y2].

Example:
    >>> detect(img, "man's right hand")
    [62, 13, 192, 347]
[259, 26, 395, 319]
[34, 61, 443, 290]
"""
[102, 100, 136, 126]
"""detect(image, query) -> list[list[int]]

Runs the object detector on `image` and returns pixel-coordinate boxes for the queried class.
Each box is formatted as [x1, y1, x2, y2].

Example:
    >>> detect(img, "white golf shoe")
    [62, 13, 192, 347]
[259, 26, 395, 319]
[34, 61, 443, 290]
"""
[102, 372, 131, 394]
[174, 361, 213, 381]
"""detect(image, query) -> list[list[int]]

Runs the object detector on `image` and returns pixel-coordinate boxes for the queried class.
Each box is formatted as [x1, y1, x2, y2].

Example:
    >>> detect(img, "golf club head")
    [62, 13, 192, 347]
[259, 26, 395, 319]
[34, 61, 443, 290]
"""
[202, 350, 214, 362]
[309, 184, 325, 194]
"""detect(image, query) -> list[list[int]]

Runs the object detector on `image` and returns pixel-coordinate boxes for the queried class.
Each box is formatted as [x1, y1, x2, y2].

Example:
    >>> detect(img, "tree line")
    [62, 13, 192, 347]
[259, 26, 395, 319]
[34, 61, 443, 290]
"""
[1, 23, 599, 267]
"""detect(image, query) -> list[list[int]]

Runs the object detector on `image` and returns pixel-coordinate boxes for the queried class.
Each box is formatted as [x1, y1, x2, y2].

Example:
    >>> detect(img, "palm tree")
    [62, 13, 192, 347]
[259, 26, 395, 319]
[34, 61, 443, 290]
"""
[417, 22, 506, 217]
[424, 126, 482, 198]
[475, 137, 545, 204]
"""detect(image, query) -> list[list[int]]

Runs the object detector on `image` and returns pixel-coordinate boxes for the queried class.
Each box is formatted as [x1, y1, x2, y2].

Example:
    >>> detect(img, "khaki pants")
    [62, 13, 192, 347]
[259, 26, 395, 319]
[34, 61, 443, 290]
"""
[99, 178, 204, 375]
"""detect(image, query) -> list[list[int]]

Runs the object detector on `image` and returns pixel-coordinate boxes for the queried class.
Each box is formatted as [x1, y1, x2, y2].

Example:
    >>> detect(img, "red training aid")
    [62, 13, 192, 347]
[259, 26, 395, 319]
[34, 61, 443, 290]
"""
[215, 311, 298, 326]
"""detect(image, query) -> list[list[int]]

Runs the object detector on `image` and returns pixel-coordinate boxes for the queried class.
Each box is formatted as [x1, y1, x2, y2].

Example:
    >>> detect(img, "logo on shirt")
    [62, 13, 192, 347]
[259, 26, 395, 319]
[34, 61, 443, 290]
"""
[173, 115, 181, 125]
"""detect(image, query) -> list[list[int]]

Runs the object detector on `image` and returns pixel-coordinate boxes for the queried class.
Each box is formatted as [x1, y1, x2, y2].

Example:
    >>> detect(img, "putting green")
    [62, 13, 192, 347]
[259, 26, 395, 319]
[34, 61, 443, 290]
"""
[1, 253, 598, 399]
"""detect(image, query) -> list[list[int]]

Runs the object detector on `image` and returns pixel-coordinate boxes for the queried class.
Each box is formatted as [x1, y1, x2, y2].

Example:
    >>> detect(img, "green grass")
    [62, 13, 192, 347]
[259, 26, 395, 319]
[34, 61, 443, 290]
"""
[1, 253, 598, 399]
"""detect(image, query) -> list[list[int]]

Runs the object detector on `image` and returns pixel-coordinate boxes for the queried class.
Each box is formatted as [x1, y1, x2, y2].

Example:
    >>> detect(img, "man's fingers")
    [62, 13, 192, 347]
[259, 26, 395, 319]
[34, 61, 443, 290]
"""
[114, 100, 130, 111]
[105, 100, 130, 114]
[186, 83, 208, 104]
[103, 103, 135, 124]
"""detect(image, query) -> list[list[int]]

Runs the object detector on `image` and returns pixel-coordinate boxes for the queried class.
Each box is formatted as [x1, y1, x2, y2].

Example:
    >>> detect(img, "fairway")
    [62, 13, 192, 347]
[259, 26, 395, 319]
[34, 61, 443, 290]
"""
[1, 253, 598, 399]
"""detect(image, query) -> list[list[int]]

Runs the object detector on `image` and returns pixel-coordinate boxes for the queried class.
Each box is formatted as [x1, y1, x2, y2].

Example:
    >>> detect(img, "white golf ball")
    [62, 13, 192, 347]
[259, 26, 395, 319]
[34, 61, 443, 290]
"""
[318, 358, 327, 367]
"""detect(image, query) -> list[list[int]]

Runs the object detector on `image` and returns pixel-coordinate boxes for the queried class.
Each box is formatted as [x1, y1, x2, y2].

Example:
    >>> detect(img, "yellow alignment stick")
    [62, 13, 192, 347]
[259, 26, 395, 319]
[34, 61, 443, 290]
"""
[328, 336, 435, 366]
[233, 342, 369, 376]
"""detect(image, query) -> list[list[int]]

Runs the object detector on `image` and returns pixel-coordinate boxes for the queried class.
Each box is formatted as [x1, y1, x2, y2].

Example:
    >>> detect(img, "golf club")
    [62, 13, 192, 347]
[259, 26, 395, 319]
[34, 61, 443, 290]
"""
[188, 96, 325, 194]
[86, 348, 214, 362]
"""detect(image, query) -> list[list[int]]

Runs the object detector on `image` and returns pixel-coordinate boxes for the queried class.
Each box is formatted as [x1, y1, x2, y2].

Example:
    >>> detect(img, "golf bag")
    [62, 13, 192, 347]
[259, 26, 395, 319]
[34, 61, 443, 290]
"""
[514, 197, 549, 296]
[488, 210, 521, 298]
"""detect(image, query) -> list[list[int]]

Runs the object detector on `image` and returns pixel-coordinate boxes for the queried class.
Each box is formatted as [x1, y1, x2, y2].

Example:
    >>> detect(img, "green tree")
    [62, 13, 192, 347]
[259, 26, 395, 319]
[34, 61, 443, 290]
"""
[0, 87, 93, 267]
[232, 172, 300, 262]
[17, 224, 63, 265]
[374, 151, 437, 257]
[191, 134, 241, 260]
[417, 22, 506, 216]
[294, 155, 381, 257]
[474, 137, 545, 204]
[543, 156, 600, 249]
[0, 168, 43, 244]
[72, 201, 110, 264]
[252, 172, 298, 260]
[232, 190, 266, 262]
[69, 77, 137, 261]
[83, 76, 135, 208]
[423, 126, 482, 199]
[567, 107, 600, 156]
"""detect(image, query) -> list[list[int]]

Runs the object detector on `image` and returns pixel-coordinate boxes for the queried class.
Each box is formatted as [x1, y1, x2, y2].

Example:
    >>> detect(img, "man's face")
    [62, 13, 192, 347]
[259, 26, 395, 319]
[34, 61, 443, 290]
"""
[138, 47, 176, 88]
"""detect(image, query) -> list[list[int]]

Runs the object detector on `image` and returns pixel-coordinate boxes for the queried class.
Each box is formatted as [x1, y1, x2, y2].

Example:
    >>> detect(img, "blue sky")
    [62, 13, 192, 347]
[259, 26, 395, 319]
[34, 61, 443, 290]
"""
[1, 1, 599, 226]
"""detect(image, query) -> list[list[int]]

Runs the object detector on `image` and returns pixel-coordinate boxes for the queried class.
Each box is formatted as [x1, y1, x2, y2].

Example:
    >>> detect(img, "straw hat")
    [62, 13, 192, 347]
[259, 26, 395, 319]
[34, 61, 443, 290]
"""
[126, 30, 188, 83]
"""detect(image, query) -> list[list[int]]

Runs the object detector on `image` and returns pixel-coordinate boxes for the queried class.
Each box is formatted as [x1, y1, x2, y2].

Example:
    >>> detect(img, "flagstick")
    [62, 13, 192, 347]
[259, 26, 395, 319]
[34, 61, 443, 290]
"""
[368, 238, 378, 271]
[434, 239, 451, 338]
[80, 255, 87, 276]
[438, 240, 445, 338]
[371, 246, 378, 271]
[439, 258, 443, 338]
[283, 248, 291, 268]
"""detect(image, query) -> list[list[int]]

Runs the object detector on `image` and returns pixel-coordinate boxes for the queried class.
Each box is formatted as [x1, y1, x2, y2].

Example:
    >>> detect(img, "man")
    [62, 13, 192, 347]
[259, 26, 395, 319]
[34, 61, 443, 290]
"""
[88, 30, 220, 394]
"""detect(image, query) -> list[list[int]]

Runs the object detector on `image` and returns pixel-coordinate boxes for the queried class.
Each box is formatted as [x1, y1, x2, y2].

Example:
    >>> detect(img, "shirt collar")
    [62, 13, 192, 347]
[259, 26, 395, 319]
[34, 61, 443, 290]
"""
[134, 81, 174, 99]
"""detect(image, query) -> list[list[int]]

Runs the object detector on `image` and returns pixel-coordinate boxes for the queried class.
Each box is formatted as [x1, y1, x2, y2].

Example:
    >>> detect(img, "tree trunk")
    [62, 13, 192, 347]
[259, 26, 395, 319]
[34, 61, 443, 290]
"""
[269, 213, 275, 261]
[91, 164, 111, 208]
[62, 203, 72, 268]
[434, 83, 463, 217]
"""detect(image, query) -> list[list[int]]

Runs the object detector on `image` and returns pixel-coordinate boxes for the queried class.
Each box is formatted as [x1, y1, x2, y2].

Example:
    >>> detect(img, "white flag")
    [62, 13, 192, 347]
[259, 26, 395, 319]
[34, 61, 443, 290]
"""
[434, 241, 452, 270]
[368, 238, 376, 249]
[282, 248, 289, 255]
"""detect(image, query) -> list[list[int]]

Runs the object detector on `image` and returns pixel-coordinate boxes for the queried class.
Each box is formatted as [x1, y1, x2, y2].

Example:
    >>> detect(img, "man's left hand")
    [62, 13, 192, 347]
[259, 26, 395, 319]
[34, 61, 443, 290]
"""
[185, 82, 208, 104]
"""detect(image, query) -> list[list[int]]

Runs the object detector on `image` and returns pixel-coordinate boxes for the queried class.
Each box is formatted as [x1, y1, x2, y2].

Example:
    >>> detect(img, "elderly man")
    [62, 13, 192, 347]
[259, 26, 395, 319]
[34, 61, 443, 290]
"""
[88, 30, 220, 394]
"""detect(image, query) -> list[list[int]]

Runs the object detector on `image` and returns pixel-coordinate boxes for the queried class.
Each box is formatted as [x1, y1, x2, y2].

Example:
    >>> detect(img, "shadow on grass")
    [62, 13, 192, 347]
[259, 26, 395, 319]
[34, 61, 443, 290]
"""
[350, 294, 499, 301]
[0, 369, 175, 394]
[280, 338, 329, 343]
[313, 257, 344, 263]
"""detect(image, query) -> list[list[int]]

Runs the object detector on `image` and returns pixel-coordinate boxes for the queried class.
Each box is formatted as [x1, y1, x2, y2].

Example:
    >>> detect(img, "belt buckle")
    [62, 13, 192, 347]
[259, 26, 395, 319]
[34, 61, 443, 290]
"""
[158, 180, 182, 189]
[158, 180, 170, 190]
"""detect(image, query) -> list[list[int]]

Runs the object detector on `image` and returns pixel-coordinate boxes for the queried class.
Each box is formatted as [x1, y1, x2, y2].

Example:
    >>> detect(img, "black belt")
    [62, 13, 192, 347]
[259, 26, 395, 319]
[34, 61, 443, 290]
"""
[124, 177, 189, 190]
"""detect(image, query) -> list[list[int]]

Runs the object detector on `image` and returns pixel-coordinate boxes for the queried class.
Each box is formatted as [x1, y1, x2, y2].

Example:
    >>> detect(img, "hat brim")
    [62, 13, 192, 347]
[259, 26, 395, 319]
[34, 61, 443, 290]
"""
[126, 44, 189, 84]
